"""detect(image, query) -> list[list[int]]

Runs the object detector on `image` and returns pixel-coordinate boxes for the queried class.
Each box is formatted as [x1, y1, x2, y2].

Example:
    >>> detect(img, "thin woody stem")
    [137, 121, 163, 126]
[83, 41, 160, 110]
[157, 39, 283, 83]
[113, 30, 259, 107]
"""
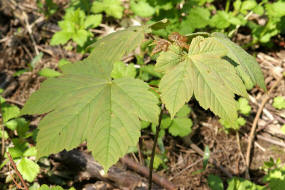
[7, 152, 29, 190]
[148, 104, 164, 190]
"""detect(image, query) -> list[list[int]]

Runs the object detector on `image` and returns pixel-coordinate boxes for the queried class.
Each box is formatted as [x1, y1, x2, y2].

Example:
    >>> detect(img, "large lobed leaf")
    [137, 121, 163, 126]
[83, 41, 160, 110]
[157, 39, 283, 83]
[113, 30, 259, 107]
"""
[212, 32, 266, 91]
[21, 26, 160, 172]
[157, 36, 249, 124]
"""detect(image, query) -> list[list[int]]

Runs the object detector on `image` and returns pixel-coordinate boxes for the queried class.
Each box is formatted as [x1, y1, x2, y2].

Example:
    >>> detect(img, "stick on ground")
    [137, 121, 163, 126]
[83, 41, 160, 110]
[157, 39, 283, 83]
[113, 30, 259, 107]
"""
[245, 75, 284, 179]
[121, 156, 176, 190]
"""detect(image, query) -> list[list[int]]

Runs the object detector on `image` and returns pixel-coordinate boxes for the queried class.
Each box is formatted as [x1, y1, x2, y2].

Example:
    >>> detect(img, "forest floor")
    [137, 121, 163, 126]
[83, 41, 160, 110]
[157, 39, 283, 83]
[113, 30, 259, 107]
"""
[0, 0, 285, 189]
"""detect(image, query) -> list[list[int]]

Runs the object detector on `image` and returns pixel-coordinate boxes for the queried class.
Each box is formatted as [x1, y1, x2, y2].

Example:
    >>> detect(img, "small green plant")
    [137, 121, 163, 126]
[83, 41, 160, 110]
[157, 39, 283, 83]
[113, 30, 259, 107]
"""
[129, 0, 285, 47]
[208, 158, 285, 190]
[51, 9, 102, 47]
[208, 175, 265, 190]
[263, 158, 285, 190]
[0, 97, 40, 183]
[220, 97, 251, 131]
[272, 96, 285, 110]
[248, 0, 285, 45]
[21, 20, 265, 184]
[147, 0, 214, 37]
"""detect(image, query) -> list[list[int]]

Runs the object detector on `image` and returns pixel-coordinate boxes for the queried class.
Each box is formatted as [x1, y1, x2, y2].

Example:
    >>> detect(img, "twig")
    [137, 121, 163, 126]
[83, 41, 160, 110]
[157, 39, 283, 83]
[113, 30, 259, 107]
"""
[90, 29, 105, 34]
[121, 156, 176, 190]
[254, 140, 266, 152]
[240, 130, 266, 152]
[189, 141, 233, 178]
[148, 104, 164, 190]
[249, 95, 274, 121]
[23, 11, 39, 55]
[0, 36, 9, 43]
[9, 164, 24, 189]
[257, 134, 285, 148]
[236, 132, 245, 165]
[245, 75, 284, 179]
[9, 0, 39, 55]
[170, 157, 204, 180]
[5, 99, 24, 107]
[7, 152, 29, 190]
[131, 152, 139, 163]
[138, 138, 144, 165]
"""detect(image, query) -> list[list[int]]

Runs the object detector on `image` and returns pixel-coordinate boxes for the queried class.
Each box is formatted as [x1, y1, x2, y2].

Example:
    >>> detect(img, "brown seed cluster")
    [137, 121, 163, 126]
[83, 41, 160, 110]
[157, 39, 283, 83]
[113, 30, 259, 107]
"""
[151, 32, 189, 55]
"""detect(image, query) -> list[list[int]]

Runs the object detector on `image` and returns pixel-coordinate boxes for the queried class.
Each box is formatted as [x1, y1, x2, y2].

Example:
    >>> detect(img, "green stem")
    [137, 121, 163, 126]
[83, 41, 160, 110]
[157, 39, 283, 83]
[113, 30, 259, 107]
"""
[225, 0, 231, 12]
[148, 104, 164, 190]
[0, 103, 4, 156]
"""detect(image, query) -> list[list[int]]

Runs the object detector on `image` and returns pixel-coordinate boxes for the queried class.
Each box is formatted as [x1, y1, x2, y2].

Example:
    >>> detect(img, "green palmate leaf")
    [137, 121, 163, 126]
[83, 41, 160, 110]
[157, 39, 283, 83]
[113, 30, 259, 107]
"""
[189, 38, 247, 123]
[21, 61, 159, 172]
[157, 36, 248, 124]
[21, 25, 161, 172]
[212, 32, 266, 91]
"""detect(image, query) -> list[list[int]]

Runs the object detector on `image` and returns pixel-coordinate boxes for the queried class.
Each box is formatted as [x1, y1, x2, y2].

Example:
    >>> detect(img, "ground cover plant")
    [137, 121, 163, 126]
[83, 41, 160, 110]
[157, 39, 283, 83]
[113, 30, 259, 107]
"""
[1, 0, 285, 189]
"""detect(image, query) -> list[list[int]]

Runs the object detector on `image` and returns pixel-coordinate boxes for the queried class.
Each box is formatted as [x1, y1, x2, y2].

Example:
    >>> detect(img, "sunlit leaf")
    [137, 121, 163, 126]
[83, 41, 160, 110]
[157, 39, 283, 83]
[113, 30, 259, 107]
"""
[21, 61, 159, 172]
[212, 32, 266, 91]
[17, 158, 40, 182]
[157, 36, 248, 124]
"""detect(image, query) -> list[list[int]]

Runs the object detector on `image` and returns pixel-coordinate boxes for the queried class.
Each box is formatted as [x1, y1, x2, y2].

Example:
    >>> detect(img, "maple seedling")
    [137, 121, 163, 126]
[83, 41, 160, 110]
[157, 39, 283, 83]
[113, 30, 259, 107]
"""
[20, 21, 265, 177]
